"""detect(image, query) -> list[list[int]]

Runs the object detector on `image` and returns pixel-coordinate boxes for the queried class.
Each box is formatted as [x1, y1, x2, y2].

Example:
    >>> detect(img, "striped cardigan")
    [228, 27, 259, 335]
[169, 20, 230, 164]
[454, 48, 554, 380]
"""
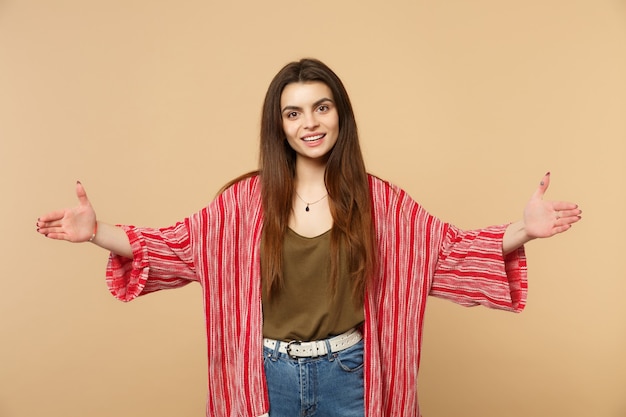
[106, 174, 527, 417]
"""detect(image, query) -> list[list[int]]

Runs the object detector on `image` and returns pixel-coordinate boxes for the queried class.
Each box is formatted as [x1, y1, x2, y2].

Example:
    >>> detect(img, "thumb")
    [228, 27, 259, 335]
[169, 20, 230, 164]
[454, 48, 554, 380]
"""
[531, 172, 551, 200]
[75, 180, 91, 206]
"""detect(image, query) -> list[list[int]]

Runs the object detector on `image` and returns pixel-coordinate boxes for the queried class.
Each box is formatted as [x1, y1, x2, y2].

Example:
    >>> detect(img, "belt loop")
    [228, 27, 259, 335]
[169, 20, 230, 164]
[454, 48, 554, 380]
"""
[324, 339, 334, 361]
[270, 340, 281, 361]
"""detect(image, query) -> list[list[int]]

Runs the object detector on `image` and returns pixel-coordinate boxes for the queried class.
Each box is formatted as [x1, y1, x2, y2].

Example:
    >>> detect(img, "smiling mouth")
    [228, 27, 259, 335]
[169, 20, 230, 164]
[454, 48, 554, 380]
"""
[302, 134, 325, 142]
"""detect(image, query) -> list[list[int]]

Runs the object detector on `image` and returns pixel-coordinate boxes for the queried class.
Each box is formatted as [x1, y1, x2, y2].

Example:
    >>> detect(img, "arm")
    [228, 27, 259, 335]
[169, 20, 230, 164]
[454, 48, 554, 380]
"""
[503, 172, 582, 255]
[36, 181, 132, 258]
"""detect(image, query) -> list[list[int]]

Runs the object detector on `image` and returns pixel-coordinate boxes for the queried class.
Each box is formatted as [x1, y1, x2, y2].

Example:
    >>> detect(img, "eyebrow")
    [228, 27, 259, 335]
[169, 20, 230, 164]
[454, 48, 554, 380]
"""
[281, 97, 334, 114]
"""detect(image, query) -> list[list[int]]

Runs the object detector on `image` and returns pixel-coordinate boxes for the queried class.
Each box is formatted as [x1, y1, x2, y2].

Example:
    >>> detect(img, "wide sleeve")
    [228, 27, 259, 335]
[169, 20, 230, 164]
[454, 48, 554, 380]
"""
[369, 175, 528, 313]
[106, 219, 197, 302]
[430, 222, 528, 312]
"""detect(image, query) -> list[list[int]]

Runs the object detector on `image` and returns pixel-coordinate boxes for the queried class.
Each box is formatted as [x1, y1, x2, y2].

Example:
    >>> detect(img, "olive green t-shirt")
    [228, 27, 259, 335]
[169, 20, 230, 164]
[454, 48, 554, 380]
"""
[262, 228, 365, 342]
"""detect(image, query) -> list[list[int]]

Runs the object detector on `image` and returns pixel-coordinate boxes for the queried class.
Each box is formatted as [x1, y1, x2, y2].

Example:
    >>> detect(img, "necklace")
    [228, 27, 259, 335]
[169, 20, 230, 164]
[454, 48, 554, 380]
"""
[295, 191, 328, 212]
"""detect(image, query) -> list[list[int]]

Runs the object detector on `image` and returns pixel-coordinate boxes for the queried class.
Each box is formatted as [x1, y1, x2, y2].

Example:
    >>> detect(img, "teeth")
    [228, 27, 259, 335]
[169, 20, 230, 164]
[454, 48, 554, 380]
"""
[303, 134, 324, 142]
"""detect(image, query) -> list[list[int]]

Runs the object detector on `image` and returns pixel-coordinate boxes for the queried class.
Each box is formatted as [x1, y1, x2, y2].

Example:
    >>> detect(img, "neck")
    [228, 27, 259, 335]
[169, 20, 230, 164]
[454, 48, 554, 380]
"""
[291, 158, 332, 220]
[294, 158, 327, 190]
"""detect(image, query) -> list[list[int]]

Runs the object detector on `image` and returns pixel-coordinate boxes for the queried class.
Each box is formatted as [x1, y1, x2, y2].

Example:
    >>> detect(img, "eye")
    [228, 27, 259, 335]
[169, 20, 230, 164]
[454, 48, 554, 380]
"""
[317, 104, 330, 112]
[284, 111, 299, 119]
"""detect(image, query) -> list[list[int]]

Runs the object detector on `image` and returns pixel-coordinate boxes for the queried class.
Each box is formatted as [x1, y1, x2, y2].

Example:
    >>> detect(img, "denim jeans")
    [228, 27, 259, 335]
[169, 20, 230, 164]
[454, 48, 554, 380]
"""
[263, 339, 365, 417]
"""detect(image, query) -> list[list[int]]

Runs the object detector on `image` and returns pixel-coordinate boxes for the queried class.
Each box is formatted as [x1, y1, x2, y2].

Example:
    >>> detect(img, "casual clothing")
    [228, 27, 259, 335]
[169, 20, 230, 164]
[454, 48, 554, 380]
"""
[262, 228, 363, 342]
[106, 174, 527, 417]
[263, 338, 365, 417]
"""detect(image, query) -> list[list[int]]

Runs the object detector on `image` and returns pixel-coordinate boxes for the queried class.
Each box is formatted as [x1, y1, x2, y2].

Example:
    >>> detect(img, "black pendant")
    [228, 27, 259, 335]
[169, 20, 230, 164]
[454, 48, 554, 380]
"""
[305, 205, 310, 212]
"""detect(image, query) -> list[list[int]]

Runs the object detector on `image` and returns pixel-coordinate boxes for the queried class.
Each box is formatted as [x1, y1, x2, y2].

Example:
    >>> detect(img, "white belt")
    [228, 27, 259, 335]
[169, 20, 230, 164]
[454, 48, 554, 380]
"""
[263, 328, 362, 358]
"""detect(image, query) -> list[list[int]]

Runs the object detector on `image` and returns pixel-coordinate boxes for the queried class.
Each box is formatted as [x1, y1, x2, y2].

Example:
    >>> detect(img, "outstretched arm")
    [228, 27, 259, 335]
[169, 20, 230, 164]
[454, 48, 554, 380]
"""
[503, 172, 582, 254]
[36, 181, 133, 258]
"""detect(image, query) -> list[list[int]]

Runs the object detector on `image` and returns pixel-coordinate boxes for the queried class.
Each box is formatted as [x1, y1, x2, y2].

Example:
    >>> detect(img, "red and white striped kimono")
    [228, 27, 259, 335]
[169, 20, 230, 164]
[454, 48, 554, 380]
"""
[107, 174, 527, 417]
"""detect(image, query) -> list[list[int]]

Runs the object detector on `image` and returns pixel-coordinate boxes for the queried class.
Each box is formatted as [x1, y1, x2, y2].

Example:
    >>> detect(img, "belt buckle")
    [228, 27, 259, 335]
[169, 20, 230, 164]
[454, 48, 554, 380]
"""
[285, 340, 303, 358]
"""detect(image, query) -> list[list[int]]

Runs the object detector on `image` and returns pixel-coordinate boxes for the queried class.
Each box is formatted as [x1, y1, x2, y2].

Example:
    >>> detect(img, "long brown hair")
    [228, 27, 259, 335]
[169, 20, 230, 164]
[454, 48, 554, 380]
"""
[259, 58, 377, 304]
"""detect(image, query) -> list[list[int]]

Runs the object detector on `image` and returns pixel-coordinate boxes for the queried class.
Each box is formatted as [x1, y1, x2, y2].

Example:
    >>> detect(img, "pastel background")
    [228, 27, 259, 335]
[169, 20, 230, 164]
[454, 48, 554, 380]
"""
[1, 0, 624, 416]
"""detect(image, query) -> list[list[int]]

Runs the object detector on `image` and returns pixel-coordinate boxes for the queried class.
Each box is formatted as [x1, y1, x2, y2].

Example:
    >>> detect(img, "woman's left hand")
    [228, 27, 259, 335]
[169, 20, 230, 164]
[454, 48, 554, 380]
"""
[523, 172, 582, 239]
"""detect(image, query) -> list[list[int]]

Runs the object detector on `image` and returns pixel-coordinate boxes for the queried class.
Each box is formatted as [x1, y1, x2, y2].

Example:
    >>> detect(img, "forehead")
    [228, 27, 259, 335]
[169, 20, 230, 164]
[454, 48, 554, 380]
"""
[280, 81, 334, 107]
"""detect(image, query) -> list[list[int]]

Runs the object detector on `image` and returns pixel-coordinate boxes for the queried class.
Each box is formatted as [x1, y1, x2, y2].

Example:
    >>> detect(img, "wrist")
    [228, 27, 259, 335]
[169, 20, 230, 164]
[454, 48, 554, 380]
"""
[88, 221, 98, 242]
[503, 220, 532, 255]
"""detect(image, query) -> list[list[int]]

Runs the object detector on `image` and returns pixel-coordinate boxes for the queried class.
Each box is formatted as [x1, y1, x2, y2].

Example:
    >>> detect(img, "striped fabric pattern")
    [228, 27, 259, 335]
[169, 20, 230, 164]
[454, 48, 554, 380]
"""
[106, 175, 527, 417]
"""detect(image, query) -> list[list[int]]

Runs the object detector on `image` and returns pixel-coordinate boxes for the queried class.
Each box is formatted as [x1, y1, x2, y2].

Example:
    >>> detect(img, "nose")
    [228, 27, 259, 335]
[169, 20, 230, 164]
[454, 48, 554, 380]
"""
[302, 111, 319, 129]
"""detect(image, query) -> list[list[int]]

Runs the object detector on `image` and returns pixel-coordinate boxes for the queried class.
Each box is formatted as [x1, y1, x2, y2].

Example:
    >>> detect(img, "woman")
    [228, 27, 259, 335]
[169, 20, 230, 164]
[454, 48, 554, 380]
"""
[36, 58, 582, 417]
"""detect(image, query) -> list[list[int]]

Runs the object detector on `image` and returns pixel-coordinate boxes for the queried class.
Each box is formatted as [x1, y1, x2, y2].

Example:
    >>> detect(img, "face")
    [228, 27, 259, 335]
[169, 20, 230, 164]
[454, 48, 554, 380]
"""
[280, 81, 339, 164]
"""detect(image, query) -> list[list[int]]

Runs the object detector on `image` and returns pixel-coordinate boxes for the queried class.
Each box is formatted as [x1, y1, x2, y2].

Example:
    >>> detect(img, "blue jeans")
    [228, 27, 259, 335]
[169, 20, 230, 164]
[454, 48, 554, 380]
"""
[263, 339, 365, 417]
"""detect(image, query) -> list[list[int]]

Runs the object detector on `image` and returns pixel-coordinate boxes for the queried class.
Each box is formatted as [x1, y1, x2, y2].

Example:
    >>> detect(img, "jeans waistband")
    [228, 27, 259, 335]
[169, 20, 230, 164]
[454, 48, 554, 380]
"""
[263, 327, 362, 359]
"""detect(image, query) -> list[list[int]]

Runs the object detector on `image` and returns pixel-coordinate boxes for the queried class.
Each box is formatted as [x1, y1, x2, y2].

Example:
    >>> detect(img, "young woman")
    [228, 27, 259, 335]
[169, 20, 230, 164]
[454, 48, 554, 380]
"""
[36, 58, 582, 417]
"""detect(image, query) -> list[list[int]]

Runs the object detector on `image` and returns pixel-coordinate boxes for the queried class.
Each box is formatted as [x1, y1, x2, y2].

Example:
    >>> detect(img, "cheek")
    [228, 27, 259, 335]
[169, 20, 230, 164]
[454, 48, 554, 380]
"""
[282, 122, 297, 139]
[282, 125, 297, 147]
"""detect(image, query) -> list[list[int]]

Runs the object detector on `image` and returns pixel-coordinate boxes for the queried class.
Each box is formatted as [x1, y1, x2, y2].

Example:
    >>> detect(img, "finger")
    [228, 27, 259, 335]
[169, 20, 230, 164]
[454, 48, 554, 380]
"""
[553, 205, 582, 224]
[36, 224, 65, 238]
[37, 210, 67, 223]
[38, 225, 66, 235]
[76, 180, 90, 206]
[531, 172, 551, 200]
[44, 231, 71, 241]
[37, 220, 63, 231]
[558, 212, 583, 223]
[556, 208, 582, 219]
[552, 224, 574, 235]
[553, 210, 582, 229]
[554, 210, 582, 228]
[552, 201, 580, 212]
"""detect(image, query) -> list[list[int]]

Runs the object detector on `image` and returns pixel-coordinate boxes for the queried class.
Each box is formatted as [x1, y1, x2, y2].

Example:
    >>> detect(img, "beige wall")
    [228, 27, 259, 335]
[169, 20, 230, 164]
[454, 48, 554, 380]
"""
[1, 0, 624, 416]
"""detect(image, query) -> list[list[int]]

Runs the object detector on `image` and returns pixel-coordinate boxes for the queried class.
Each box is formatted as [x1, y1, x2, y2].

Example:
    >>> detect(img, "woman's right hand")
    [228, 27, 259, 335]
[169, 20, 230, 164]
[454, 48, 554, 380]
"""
[36, 181, 97, 243]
